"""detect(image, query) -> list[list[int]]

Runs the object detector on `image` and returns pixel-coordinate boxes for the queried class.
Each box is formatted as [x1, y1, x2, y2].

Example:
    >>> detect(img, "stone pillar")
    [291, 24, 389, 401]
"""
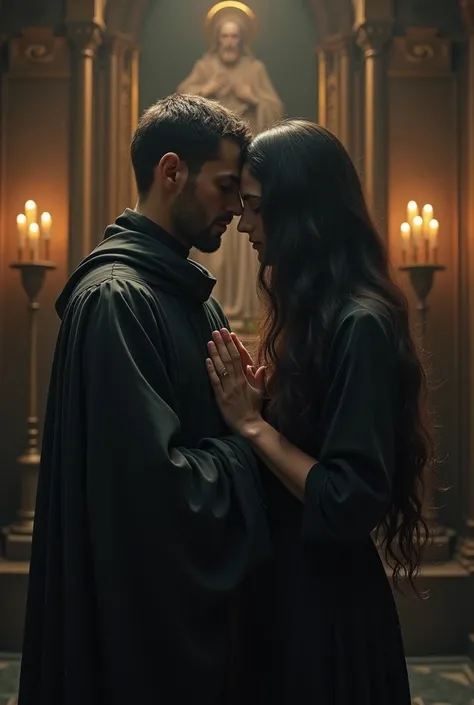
[95, 34, 139, 234]
[356, 22, 392, 240]
[102, 34, 121, 226]
[130, 46, 140, 206]
[317, 47, 328, 127]
[67, 21, 103, 271]
[458, 0, 474, 573]
[338, 36, 353, 155]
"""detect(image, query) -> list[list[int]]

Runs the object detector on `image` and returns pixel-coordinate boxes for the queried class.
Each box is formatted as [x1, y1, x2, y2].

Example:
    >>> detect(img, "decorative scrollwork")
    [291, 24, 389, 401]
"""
[405, 42, 435, 63]
[24, 43, 54, 63]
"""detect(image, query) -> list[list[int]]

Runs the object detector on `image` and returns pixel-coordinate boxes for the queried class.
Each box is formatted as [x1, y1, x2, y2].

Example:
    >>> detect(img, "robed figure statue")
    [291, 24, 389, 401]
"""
[178, 1, 283, 331]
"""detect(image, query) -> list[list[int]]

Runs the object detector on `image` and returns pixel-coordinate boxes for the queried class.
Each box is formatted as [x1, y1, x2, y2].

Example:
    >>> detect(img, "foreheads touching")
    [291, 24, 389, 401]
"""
[130, 93, 252, 250]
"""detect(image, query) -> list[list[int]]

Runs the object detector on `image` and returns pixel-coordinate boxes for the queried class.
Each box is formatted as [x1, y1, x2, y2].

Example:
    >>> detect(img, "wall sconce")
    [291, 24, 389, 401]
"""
[3, 200, 57, 559]
[400, 201, 439, 265]
[398, 199, 447, 556]
[398, 200, 446, 339]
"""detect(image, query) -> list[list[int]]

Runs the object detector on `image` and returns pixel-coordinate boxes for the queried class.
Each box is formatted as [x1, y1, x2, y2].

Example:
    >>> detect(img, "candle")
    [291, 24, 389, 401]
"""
[412, 215, 423, 263]
[28, 222, 40, 261]
[16, 214, 27, 259]
[407, 201, 418, 226]
[400, 222, 411, 263]
[41, 212, 52, 259]
[429, 218, 439, 263]
[25, 200, 37, 226]
[422, 204, 433, 230]
[421, 205, 433, 262]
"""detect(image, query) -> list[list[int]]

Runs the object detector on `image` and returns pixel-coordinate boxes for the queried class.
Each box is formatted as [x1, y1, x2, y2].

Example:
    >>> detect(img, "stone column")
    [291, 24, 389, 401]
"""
[67, 22, 103, 271]
[103, 34, 121, 226]
[317, 47, 328, 127]
[129, 46, 140, 207]
[96, 34, 139, 234]
[458, 0, 474, 573]
[335, 36, 354, 154]
[356, 22, 392, 240]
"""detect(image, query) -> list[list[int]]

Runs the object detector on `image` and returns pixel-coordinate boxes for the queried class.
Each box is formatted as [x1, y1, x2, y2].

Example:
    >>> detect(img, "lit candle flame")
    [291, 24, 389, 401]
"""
[407, 201, 418, 225]
[40, 212, 52, 238]
[25, 200, 37, 226]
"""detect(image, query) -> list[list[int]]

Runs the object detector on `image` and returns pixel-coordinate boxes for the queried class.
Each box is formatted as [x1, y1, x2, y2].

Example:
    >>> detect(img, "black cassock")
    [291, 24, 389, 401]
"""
[18, 210, 271, 705]
[252, 303, 413, 705]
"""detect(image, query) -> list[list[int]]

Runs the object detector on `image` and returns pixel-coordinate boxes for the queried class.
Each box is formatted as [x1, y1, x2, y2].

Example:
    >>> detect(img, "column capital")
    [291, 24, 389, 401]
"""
[356, 21, 393, 57]
[67, 21, 103, 58]
[322, 34, 355, 55]
[102, 30, 137, 53]
[461, 0, 474, 34]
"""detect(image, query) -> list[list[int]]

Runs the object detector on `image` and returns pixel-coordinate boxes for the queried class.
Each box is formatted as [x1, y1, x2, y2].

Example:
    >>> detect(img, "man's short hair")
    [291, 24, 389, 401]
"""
[130, 93, 252, 198]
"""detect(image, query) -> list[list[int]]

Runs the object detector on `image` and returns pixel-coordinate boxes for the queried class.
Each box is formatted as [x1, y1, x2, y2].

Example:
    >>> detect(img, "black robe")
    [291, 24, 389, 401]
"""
[18, 210, 271, 705]
[255, 301, 412, 705]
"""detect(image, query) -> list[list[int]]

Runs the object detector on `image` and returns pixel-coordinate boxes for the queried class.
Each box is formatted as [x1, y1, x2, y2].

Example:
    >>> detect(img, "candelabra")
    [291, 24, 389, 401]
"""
[398, 200, 453, 561]
[2, 200, 56, 561]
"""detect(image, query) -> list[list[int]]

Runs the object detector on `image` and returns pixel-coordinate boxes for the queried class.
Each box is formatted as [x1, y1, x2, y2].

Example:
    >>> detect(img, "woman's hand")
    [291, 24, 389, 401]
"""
[206, 328, 266, 434]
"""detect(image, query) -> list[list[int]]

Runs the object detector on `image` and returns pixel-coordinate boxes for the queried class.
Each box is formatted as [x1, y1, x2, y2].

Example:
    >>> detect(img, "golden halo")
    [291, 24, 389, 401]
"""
[205, 2, 257, 43]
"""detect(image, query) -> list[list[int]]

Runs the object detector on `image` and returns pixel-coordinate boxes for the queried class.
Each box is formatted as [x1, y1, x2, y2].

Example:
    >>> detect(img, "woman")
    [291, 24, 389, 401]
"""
[206, 120, 433, 704]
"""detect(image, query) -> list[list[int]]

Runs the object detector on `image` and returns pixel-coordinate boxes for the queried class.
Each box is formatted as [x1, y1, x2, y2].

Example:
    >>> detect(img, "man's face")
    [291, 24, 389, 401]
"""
[171, 139, 243, 253]
[218, 21, 242, 65]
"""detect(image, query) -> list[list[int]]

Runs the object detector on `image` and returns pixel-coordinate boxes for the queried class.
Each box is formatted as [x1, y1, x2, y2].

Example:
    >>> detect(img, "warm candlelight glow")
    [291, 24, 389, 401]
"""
[40, 212, 52, 259]
[40, 212, 52, 237]
[400, 222, 410, 248]
[412, 215, 423, 239]
[422, 203, 433, 221]
[402, 201, 440, 265]
[25, 200, 37, 226]
[16, 214, 27, 241]
[28, 222, 40, 261]
[429, 219, 439, 263]
[400, 222, 411, 264]
[407, 201, 418, 225]
[17, 214, 28, 261]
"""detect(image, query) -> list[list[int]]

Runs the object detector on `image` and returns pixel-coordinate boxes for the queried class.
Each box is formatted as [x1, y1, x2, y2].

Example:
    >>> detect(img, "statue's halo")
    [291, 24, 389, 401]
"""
[205, 2, 258, 43]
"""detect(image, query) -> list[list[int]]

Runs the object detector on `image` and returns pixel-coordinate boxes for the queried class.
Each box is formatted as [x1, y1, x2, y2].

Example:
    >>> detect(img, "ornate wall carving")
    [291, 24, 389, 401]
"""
[389, 27, 452, 78]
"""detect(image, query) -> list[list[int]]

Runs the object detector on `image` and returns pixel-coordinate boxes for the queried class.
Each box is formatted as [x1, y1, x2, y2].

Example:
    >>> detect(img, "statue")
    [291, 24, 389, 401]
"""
[177, 1, 283, 331]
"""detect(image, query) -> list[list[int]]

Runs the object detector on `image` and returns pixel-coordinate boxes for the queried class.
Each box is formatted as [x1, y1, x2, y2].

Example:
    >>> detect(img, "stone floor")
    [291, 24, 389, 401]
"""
[1, 655, 474, 704]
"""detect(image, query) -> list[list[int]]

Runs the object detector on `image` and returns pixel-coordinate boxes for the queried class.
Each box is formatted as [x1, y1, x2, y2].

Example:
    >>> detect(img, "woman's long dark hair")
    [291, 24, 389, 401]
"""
[245, 119, 434, 594]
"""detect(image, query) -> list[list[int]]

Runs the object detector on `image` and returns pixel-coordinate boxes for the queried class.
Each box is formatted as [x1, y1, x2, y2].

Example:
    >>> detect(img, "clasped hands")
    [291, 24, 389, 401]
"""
[206, 329, 266, 435]
[202, 75, 256, 105]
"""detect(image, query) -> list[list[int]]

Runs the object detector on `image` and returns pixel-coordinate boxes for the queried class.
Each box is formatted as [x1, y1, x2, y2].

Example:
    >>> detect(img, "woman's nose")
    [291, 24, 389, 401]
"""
[237, 216, 250, 234]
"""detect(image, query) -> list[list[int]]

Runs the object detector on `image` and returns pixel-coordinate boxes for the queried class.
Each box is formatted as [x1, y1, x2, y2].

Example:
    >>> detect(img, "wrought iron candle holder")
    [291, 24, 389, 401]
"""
[2, 259, 56, 561]
[399, 262, 454, 560]
[399, 263, 446, 339]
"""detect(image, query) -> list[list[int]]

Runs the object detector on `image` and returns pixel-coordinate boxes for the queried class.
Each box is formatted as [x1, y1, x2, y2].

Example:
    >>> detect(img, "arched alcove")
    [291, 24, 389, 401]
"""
[137, 0, 319, 121]
[103, 0, 354, 42]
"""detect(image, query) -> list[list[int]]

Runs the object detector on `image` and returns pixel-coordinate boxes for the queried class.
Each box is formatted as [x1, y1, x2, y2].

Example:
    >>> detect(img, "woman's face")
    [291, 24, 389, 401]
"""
[238, 164, 266, 262]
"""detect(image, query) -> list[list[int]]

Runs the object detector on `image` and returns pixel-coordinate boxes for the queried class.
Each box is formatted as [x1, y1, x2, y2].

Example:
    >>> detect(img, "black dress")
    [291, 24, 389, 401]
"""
[249, 300, 412, 705]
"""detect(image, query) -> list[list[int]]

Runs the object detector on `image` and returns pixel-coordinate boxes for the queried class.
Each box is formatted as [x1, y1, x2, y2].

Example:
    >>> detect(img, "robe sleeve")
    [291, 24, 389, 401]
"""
[253, 60, 283, 129]
[83, 278, 270, 590]
[177, 59, 210, 96]
[302, 309, 398, 543]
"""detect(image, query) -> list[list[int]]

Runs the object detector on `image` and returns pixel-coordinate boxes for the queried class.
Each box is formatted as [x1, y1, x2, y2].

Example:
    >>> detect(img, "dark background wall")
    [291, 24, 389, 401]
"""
[139, 0, 318, 121]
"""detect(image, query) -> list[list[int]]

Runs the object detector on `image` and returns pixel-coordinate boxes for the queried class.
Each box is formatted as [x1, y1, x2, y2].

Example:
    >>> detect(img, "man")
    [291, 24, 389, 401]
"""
[177, 1, 282, 330]
[18, 94, 270, 705]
